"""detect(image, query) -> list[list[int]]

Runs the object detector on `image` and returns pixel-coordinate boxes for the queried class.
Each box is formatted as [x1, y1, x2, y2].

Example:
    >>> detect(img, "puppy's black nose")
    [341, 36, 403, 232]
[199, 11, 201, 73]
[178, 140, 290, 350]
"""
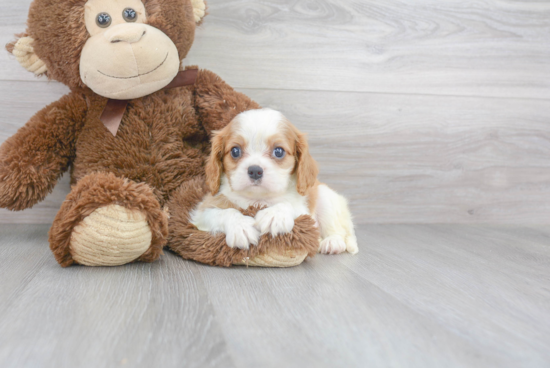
[248, 165, 263, 180]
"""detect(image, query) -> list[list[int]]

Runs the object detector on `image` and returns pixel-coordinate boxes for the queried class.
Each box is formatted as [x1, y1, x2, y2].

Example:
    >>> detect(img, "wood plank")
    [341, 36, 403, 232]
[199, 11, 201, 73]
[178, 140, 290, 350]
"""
[0, 224, 51, 316]
[198, 255, 511, 368]
[1, 81, 549, 224]
[0, 224, 234, 368]
[0, 80, 69, 140]
[2, 224, 549, 367]
[183, 0, 550, 98]
[340, 224, 550, 367]
[1, 0, 549, 99]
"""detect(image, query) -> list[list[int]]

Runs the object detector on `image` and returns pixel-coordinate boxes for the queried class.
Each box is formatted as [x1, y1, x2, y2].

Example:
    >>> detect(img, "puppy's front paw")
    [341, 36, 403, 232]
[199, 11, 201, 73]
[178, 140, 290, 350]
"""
[319, 235, 347, 255]
[255, 206, 294, 237]
[225, 216, 260, 250]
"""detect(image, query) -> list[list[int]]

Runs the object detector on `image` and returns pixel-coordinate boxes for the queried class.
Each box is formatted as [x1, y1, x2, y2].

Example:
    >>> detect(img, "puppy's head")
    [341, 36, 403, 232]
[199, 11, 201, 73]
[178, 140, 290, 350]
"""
[206, 108, 318, 197]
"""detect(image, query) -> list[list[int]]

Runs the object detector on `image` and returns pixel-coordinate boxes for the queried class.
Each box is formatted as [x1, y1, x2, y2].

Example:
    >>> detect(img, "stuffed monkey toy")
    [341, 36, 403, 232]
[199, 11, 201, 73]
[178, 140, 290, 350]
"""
[0, 0, 318, 267]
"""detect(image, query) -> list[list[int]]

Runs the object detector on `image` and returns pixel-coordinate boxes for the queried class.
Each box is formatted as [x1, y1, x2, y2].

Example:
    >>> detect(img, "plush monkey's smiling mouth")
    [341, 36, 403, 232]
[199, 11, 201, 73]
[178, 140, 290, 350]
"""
[97, 53, 169, 79]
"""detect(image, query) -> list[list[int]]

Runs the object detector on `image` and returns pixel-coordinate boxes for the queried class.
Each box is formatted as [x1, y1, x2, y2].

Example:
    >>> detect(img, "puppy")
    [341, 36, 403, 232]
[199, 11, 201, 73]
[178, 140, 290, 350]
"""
[190, 108, 358, 255]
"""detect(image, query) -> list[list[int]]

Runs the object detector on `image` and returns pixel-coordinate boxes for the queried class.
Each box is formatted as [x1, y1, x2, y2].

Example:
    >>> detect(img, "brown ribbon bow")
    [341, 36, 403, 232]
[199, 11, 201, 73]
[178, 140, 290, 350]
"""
[100, 68, 199, 136]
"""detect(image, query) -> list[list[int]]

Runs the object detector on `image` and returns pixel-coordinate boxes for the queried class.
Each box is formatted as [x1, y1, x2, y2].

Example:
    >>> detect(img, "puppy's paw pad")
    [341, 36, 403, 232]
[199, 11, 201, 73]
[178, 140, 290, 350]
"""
[225, 216, 260, 250]
[255, 207, 294, 237]
[319, 235, 347, 255]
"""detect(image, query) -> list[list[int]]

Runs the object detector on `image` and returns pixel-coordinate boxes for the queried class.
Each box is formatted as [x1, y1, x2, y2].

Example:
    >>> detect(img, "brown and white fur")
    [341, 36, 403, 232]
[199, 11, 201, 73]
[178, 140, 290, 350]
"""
[190, 108, 358, 255]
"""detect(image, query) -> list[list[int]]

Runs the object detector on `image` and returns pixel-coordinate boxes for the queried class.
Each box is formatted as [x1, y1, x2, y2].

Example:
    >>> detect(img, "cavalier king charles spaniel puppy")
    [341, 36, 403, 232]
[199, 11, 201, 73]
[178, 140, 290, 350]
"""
[190, 108, 358, 255]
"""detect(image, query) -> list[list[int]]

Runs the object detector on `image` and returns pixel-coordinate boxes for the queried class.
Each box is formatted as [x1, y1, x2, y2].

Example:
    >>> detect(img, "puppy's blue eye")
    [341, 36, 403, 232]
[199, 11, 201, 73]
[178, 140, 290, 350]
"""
[273, 147, 285, 158]
[231, 147, 241, 158]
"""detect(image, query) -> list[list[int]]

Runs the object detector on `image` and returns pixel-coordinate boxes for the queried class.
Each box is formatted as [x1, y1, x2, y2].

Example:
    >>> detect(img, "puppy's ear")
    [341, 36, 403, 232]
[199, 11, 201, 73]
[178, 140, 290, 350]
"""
[295, 132, 319, 196]
[205, 131, 224, 195]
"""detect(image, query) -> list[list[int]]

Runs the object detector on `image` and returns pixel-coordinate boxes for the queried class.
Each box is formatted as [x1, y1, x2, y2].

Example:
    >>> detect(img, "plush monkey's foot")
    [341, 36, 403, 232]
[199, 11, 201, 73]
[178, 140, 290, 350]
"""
[50, 172, 168, 267]
[70, 204, 153, 266]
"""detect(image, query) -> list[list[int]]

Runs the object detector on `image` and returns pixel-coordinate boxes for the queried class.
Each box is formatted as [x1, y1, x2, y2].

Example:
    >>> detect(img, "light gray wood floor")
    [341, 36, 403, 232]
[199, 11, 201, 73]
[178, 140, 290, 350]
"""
[1, 224, 549, 368]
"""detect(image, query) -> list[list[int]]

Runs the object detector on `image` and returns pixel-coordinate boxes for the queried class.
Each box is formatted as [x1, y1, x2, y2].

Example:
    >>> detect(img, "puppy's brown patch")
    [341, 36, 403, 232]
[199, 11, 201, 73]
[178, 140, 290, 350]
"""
[280, 120, 319, 196]
[206, 117, 251, 194]
[306, 181, 320, 214]
[222, 133, 247, 189]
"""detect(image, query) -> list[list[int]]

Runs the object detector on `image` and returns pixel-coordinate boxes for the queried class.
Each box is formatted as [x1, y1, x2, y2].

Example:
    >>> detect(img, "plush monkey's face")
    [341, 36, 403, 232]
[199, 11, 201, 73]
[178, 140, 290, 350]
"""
[8, 0, 206, 99]
[80, 0, 180, 99]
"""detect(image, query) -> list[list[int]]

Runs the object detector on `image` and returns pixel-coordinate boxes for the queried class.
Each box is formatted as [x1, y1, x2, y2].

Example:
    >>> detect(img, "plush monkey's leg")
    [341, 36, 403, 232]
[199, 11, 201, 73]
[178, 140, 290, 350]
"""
[166, 178, 319, 267]
[49, 172, 168, 267]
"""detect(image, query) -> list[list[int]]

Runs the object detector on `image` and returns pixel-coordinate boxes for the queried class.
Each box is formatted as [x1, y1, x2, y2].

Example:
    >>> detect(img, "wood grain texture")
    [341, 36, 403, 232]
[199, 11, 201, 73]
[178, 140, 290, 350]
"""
[1, 0, 549, 98]
[0, 225, 234, 368]
[172, 0, 550, 99]
[0, 0, 549, 224]
[1, 224, 549, 367]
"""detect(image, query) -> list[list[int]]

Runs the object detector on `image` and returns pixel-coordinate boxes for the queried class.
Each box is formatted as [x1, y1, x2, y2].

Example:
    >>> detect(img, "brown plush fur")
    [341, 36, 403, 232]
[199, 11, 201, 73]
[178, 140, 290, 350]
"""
[167, 178, 319, 267]
[0, 93, 88, 210]
[0, 0, 318, 267]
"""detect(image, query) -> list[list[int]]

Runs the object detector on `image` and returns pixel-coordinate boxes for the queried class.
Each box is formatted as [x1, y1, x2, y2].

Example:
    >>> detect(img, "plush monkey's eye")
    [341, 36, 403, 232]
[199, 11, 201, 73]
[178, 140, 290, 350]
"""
[96, 13, 112, 28]
[123, 8, 138, 22]
[273, 147, 285, 159]
[231, 147, 241, 159]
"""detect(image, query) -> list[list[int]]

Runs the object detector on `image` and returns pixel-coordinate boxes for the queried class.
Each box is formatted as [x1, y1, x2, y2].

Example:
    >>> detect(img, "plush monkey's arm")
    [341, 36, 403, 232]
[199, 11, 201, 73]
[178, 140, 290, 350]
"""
[193, 68, 260, 135]
[0, 92, 87, 211]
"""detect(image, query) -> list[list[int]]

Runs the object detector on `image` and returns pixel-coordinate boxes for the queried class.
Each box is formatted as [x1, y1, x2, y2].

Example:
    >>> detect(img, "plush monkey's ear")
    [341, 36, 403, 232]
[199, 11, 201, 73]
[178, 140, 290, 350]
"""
[6, 35, 48, 76]
[191, 0, 207, 24]
[205, 130, 224, 195]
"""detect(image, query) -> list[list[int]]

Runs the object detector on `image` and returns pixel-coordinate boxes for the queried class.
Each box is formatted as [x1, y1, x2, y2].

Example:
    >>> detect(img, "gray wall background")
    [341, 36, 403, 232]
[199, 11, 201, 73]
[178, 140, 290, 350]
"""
[0, 0, 549, 224]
